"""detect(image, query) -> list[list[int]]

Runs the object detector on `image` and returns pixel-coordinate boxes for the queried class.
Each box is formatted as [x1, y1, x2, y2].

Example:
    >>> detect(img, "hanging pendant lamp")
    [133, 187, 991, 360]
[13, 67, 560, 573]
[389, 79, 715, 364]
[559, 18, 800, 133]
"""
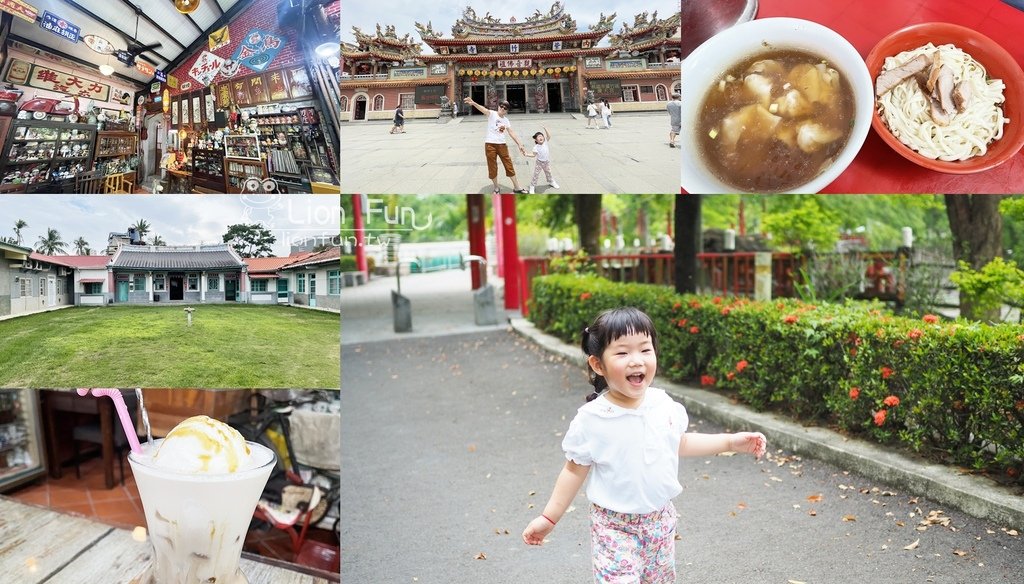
[175, 0, 200, 14]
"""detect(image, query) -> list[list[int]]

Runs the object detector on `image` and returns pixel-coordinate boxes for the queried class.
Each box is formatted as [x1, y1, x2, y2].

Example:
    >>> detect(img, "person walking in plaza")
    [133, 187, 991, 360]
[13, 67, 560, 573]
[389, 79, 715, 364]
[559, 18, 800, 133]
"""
[601, 99, 612, 129]
[522, 307, 767, 582]
[521, 126, 560, 194]
[667, 91, 681, 147]
[586, 101, 598, 128]
[390, 105, 405, 134]
[463, 96, 528, 194]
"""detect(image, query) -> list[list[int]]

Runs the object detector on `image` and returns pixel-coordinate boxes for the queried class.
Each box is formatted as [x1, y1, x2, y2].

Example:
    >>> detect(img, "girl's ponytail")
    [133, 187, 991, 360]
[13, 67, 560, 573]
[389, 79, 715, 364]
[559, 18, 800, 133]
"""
[581, 325, 607, 402]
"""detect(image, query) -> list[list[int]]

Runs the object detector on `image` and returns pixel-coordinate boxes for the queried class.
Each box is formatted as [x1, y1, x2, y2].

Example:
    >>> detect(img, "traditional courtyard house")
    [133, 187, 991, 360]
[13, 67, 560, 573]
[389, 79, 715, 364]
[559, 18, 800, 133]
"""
[340, 3, 680, 119]
[244, 252, 314, 305]
[35, 254, 111, 306]
[107, 244, 249, 304]
[279, 247, 341, 311]
[0, 242, 77, 318]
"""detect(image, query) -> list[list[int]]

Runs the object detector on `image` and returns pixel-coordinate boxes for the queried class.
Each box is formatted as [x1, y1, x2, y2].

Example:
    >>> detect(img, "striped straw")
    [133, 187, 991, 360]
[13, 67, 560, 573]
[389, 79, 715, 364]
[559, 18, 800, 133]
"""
[77, 388, 142, 454]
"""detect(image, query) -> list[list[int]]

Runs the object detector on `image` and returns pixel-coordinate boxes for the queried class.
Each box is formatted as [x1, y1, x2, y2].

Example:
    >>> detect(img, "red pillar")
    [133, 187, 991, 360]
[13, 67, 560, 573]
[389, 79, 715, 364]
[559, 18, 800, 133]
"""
[351, 194, 367, 273]
[499, 194, 520, 310]
[492, 192, 504, 278]
[467, 194, 486, 290]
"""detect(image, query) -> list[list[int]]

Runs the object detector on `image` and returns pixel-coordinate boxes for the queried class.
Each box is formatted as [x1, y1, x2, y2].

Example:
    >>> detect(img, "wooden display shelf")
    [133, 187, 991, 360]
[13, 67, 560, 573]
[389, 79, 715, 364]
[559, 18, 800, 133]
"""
[224, 156, 268, 194]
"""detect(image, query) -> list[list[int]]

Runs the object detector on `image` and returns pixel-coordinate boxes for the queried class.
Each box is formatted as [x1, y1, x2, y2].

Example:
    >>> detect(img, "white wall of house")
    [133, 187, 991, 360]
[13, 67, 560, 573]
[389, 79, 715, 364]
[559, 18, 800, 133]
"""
[77, 268, 109, 306]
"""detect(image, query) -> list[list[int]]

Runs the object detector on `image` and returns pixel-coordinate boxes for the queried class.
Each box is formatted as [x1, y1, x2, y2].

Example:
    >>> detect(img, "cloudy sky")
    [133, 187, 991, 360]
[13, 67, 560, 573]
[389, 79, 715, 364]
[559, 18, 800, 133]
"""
[343, 0, 679, 52]
[0, 195, 340, 257]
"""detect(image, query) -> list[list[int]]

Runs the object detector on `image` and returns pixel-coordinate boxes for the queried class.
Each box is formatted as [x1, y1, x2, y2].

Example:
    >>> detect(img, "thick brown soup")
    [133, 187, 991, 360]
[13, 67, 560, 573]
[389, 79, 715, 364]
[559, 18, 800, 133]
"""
[697, 49, 855, 193]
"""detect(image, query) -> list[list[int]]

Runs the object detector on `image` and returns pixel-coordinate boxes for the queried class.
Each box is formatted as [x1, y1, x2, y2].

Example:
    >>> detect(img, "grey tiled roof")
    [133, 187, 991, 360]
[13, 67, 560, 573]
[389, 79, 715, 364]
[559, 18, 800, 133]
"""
[111, 244, 245, 270]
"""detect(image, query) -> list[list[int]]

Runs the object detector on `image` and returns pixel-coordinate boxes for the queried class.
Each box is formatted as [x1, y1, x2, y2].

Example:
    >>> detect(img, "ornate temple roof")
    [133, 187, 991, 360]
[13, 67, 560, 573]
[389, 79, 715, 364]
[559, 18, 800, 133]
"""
[343, 23, 423, 60]
[416, 3, 615, 45]
[608, 10, 681, 50]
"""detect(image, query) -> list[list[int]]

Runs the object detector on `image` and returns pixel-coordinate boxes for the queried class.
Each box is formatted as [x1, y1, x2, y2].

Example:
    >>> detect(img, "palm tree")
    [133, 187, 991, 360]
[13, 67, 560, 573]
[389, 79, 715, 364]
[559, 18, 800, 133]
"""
[36, 228, 68, 255]
[13, 219, 27, 246]
[151, 234, 166, 246]
[73, 236, 90, 255]
[131, 219, 151, 241]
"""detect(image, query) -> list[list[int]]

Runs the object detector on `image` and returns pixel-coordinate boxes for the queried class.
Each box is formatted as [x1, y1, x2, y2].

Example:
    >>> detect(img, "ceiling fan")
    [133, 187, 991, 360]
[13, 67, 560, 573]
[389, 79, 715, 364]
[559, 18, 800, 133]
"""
[119, 5, 163, 61]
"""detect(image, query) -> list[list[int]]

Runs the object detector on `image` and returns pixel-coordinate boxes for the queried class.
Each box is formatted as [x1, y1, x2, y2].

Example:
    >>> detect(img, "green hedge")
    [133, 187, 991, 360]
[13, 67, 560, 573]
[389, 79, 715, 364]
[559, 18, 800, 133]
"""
[340, 256, 357, 271]
[529, 274, 1024, 481]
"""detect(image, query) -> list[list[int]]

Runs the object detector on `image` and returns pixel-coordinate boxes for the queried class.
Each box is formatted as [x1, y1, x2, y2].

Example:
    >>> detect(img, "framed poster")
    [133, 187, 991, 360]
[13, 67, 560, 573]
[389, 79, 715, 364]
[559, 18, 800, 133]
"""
[192, 94, 201, 123]
[171, 97, 179, 126]
[215, 82, 232, 108]
[248, 74, 268, 103]
[204, 90, 216, 128]
[266, 69, 289, 101]
[180, 96, 189, 125]
[232, 78, 250, 105]
[287, 67, 311, 99]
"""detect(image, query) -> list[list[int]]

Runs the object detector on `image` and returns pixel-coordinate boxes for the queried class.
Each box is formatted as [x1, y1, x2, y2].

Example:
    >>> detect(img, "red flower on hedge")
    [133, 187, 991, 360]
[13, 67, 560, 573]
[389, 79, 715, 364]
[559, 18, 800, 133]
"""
[580, 292, 592, 300]
[689, 326, 700, 334]
[1018, 334, 1024, 342]
[783, 314, 799, 324]
[849, 348, 858, 357]
[776, 302, 785, 310]
[874, 409, 887, 426]
[700, 375, 716, 386]
[712, 296, 723, 305]
[884, 395, 900, 407]
[922, 314, 939, 324]
[689, 299, 701, 309]
[736, 360, 748, 373]
[907, 329, 923, 340]
[726, 372, 736, 381]
[881, 366, 893, 379]
[849, 387, 860, 400]
[676, 318, 688, 327]
[721, 307, 731, 316]
[673, 301, 682, 311]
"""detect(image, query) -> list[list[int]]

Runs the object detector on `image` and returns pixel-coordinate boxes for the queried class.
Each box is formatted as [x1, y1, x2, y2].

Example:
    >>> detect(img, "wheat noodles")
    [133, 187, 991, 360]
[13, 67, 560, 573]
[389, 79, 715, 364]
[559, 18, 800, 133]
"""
[877, 43, 1007, 160]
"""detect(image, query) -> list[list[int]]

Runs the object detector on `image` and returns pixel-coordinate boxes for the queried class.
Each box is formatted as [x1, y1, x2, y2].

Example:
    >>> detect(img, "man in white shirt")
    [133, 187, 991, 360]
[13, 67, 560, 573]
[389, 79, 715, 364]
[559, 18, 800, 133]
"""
[463, 97, 528, 194]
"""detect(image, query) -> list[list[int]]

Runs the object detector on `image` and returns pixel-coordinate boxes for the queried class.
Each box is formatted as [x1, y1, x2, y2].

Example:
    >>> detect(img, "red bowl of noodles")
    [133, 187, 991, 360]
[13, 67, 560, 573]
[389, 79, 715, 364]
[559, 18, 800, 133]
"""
[866, 22, 1024, 174]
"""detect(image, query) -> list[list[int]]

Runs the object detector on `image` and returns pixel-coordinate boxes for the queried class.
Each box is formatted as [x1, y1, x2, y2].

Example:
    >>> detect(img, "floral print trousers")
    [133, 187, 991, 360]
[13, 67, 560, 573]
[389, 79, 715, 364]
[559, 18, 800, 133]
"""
[590, 501, 678, 583]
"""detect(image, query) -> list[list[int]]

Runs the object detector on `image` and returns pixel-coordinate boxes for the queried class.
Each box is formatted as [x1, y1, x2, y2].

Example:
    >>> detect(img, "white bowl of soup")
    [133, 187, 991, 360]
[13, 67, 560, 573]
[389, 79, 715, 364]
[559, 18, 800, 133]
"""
[681, 18, 873, 194]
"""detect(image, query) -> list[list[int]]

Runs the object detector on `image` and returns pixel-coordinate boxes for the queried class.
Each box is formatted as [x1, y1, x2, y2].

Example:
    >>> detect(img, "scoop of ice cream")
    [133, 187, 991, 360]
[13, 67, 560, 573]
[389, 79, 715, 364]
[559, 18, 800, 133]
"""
[153, 415, 252, 474]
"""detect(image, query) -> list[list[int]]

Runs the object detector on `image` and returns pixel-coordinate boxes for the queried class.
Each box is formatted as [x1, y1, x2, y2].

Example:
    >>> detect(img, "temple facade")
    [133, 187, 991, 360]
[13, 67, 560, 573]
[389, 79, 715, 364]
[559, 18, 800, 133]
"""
[340, 3, 681, 120]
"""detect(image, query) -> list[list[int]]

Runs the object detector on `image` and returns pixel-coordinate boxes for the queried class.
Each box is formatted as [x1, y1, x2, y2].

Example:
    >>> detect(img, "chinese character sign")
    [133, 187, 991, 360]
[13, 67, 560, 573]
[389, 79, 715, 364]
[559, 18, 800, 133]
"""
[498, 59, 532, 69]
[189, 51, 226, 87]
[3, 59, 110, 101]
[232, 29, 286, 73]
[40, 11, 80, 43]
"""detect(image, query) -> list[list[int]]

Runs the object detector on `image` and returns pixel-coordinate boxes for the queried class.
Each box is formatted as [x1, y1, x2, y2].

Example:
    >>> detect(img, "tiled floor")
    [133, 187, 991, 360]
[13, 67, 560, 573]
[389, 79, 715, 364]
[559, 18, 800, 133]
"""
[8, 451, 338, 568]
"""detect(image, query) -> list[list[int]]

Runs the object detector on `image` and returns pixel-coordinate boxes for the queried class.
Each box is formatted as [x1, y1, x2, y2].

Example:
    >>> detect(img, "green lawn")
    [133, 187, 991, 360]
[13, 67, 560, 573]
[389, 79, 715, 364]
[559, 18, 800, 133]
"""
[0, 305, 340, 388]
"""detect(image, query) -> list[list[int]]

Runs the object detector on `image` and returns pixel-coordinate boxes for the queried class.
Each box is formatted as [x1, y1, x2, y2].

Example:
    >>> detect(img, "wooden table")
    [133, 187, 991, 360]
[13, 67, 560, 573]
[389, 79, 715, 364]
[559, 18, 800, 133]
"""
[0, 497, 337, 583]
[165, 169, 192, 194]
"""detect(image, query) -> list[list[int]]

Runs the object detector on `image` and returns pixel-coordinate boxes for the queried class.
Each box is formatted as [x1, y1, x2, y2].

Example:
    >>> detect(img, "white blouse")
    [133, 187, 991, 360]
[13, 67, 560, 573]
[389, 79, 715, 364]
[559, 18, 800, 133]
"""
[562, 387, 688, 514]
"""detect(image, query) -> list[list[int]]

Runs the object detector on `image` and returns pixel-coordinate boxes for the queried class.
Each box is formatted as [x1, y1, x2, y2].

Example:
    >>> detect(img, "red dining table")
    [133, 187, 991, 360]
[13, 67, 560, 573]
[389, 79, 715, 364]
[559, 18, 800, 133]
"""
[699, 0, 1024, 194]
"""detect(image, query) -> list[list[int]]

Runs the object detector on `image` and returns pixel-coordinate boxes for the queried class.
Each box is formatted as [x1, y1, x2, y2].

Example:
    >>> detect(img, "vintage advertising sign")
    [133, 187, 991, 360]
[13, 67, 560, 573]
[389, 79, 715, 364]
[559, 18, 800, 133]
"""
[0, 0, 38, 24]
[115, 50, 133, 66]
[162, 88, 169, 112]
[155, 69, 167, 82]
[188, 50, 225, 87]
[232, 29, 285, 73]
[40, 11, 80, 43]
[171, 98, 178, 125]
[204, 91, 215, 125]
[167, 74, 178, 89]
[231, 79, 250, 105]
[150, 81, 160, 93]
[208, 25, 230, 51]
[179, 96, 188, 125]
[135, 60, 155, 76]
[215, 82, 232, 108]
[266, 69, 289, 101]
[192, 95, 201, 124]
[3, 59, 110, 101]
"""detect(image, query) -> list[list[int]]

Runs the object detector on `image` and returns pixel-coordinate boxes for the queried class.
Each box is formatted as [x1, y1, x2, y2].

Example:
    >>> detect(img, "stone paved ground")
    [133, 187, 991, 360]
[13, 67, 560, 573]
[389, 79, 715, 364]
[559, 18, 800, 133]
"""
[341, 112, 681, 194]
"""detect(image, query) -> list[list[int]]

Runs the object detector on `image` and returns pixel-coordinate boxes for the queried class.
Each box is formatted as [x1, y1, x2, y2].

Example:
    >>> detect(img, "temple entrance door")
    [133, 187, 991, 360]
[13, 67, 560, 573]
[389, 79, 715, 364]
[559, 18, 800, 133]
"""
[471, 85, 486, 114]
[546, 83, 563, 112]
[507, 84, 526, 113]
[169, 274, 184, 300]
[225, 279, 237, 302]
[354, 96, 367, 120]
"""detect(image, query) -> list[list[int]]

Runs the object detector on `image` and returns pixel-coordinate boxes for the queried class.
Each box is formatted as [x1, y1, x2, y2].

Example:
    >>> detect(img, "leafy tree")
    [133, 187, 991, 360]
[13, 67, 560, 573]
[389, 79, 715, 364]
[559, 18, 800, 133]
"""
[223, 223, 275, 258]
[151, 235, 166, 246]
[762, 197, 841, 252]
[131, 219, 151, 240]
[73, 237, 89, 255]
[36, 228, 68, 255]
[945, 195, 1005, 321]
[13, 219, 27, 246]
[949, 257, 1024, 323]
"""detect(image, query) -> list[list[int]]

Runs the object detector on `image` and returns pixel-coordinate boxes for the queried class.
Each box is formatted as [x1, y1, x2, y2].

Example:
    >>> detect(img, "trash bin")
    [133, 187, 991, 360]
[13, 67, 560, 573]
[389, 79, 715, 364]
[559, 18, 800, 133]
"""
[392, 290, 411, 333]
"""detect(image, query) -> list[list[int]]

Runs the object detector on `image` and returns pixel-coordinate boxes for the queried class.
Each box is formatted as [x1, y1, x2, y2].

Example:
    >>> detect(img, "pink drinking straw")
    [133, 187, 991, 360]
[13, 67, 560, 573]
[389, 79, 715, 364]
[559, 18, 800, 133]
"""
[77, 388, 142, 455]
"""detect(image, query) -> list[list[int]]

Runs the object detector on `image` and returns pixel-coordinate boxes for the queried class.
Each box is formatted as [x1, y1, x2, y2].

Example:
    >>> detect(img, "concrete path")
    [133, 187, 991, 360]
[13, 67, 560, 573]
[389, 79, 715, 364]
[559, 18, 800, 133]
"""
[340, 112, 680, 194]
[342, 325, 1024, 583]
